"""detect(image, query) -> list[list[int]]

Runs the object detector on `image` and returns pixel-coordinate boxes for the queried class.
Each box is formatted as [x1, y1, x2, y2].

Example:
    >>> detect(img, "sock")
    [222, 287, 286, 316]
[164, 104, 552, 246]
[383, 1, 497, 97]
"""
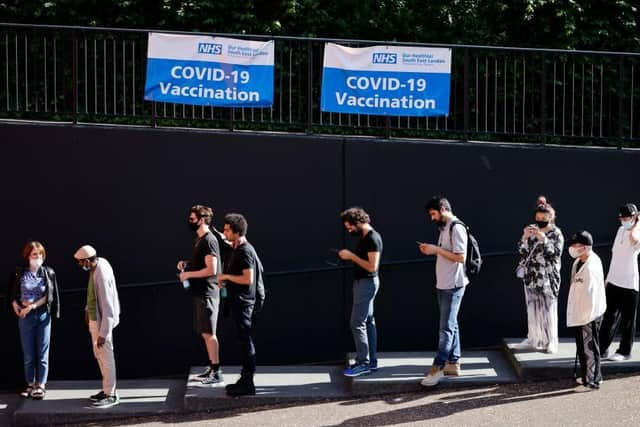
[212, 363, 220, 372]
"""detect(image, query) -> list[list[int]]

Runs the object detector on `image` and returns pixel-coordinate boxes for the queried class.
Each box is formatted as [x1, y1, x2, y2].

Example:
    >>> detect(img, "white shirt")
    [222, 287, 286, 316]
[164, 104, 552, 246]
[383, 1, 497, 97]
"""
[436, 216, 469, 290]
[606, 226, 640, 291]
[567, 252, 607, 327]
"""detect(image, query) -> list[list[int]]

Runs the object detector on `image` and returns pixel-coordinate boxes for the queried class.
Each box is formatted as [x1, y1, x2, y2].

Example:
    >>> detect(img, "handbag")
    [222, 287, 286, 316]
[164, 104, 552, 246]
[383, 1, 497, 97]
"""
[516, 242, 539, 279]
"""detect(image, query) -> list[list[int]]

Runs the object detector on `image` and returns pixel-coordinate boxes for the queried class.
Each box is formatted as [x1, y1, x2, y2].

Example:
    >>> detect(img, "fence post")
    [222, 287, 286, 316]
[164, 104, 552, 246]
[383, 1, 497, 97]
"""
[618, 56, 624, 149]
[151, 101, 157, 128]
[385, 116, 391, 139]
[229, 107, 235, 131]
[72, 30, 78, 125]
[541, 53, 547, 143]
[306, 40, 313, 135]
[463, 48, 470, 141]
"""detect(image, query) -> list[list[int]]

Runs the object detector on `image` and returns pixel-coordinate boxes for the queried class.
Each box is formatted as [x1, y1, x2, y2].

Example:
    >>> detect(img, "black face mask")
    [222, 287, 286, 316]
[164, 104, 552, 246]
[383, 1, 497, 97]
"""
[349, 229, 360, 236]
[535, 220, 549, 228]
[189, 220, 199, 232]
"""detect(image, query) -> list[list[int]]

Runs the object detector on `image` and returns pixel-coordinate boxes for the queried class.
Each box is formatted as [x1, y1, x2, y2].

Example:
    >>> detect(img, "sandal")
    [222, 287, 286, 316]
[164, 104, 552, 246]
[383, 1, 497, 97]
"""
[20, 385, 33, 398]
[31, 386, 45, 400]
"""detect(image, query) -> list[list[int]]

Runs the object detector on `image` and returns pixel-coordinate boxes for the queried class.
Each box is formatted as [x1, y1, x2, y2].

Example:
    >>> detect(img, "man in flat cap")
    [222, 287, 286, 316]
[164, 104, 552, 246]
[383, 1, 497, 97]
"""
[74, 245, 121, 408]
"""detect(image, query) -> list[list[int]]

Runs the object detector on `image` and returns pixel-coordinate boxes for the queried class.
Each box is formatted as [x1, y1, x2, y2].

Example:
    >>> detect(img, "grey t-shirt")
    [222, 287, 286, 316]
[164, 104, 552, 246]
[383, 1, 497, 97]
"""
[436, 216, 469, 289]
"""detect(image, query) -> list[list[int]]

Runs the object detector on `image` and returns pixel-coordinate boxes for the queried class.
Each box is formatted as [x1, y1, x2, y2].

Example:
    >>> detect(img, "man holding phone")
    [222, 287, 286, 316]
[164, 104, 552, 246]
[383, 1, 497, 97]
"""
[338, 207, 383, 377]
[419, 195, 468, 387]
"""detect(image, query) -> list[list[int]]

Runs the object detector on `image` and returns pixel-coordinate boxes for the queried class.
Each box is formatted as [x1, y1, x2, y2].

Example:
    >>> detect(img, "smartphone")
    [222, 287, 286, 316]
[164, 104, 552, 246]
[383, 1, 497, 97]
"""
[416, 241, 424, 245]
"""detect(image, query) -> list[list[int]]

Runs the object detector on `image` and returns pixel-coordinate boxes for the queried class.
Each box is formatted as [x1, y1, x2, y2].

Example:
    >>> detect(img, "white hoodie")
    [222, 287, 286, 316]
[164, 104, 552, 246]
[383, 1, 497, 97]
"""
[567, 251, 607, 327]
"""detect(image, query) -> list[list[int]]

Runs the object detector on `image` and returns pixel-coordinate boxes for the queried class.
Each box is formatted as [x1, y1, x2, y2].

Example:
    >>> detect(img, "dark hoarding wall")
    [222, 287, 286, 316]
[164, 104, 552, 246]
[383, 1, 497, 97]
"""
[1, 121, 637, 387]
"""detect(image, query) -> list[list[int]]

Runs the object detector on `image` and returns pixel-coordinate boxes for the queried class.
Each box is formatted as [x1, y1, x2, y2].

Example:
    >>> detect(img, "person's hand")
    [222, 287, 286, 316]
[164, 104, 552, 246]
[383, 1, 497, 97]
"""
[219, 274, 228, 282]
[97, 336, 106, 348]
[522, 225, 536, 240]
[419, 243, 439, 256]
[178, 271, 190, 282]
[12, 301, 22, 318]
[534, 229, 546, 241]
[19, 304, 33, 319]
[177, 260, 186, 271]
[338, 249, 354, 261]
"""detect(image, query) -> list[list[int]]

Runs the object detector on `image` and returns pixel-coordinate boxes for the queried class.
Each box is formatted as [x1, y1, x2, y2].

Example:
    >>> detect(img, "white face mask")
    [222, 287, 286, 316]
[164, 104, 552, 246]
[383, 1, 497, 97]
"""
[568, 246, 586, 259]
[29, 258, 43, 269]
[621, 219, 635, 230]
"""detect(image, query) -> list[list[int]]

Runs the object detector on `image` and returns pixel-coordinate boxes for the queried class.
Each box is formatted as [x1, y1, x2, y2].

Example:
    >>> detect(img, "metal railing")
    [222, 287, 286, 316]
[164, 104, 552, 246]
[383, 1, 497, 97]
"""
[1, 22, 639, 145]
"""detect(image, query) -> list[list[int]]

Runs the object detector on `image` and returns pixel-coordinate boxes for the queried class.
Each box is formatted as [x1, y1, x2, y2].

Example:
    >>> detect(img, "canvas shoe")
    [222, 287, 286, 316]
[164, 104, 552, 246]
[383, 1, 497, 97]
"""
[92, 394, 120, 408]
[201, 369, 224, 386]
[196, 366, 214, 378]
[421, 365, 445, 387]
[343, 363, 371, 377]
[89, 390, 108, 402]
[608, 353, 631, 362]
[443, 361, 461, 376]
[369, 361, 379, 372]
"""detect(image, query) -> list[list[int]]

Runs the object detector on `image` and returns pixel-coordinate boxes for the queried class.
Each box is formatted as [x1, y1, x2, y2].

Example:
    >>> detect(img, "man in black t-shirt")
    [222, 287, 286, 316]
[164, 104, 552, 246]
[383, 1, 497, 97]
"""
[338, 207, 383, 377]
[176, 205, 223, 385]
[218, 213, 263, 397]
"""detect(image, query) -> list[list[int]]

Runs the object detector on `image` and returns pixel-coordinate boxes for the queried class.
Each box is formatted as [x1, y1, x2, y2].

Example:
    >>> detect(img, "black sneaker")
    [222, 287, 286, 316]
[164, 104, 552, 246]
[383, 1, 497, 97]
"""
[201, 369, 224, 385]
[89, 391, 107, 402]
[92, 394, 120, 408]
[196, 366, 214, 379]
[226, 378, 255, 397]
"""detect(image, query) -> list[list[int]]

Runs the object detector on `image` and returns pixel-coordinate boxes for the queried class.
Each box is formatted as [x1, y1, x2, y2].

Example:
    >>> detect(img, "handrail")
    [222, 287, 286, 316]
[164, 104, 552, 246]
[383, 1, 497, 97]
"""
[1, 22, 640, 57]
[0, 242, 613, 297]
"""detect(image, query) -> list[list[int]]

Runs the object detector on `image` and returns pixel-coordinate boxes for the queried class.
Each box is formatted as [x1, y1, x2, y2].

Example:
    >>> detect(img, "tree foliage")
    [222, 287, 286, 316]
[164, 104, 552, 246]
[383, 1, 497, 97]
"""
[1, 0, 638, 51]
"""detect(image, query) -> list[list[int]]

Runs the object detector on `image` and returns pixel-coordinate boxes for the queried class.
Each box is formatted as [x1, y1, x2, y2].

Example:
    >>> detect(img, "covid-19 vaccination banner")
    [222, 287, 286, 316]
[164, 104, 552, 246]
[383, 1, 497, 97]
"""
[144, 33, 274, 107]
[321, 43, 451, 116]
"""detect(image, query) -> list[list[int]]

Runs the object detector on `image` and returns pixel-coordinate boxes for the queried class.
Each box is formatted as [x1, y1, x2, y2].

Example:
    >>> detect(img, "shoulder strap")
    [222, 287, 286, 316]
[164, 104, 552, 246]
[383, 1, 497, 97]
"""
[449, 220, 468, 241]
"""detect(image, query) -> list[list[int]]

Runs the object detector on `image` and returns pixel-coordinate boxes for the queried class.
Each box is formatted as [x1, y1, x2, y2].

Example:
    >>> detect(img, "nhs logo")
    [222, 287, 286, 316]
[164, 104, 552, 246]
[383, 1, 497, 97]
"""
[372, 53, 397, 64]
[198, 43, 223, 55]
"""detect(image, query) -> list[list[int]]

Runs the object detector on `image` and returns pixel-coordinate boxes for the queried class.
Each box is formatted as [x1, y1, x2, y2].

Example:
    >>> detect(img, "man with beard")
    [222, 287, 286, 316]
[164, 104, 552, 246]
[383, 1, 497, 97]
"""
[419, 195, 468, 387]
[338, 207, 383, 377]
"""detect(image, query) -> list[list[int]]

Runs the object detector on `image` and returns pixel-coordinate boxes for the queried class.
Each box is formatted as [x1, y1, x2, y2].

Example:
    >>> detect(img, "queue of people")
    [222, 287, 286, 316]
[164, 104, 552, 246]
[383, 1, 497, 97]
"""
[6, 197, 639, 400]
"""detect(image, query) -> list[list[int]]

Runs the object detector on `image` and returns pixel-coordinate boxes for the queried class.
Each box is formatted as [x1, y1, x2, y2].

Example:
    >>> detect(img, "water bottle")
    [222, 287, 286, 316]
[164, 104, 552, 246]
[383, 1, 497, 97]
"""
[180, 268, 190, 290]
[220, 285, 227, 299]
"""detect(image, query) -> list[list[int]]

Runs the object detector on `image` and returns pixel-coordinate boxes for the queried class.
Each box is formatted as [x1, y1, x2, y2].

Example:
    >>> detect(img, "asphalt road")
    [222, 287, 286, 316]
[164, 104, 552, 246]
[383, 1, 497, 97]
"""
[117, 373, 640, 427]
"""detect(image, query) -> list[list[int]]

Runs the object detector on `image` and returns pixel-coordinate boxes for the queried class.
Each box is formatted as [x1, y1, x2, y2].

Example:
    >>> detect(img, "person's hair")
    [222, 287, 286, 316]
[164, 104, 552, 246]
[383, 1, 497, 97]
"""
[535, 195, 556, 222]
[340, 207, 371, 226]
[21, 241, 46, 263]
[224, 213, 248, 236]
[425, 195, 452, 212]
[190, 205, 213, 225]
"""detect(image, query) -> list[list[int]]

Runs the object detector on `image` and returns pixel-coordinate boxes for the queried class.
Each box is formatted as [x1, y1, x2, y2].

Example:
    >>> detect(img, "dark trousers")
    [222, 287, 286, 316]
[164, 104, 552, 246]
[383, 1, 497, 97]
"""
[230, 299, 256, 378]
[599, 284, 639, 356]
[575, 317, 602, 386]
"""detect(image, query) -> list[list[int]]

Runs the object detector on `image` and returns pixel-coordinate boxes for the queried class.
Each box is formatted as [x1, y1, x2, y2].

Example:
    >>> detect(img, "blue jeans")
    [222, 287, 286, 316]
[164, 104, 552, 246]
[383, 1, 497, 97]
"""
[350, 277, 379, 365]
[18, 306, 51, 385]
[434, 286, 466, 367]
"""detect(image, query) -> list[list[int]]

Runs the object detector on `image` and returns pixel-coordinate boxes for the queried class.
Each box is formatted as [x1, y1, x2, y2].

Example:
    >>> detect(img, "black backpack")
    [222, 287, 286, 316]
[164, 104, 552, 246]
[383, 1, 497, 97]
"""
[449, 220, 482, 279]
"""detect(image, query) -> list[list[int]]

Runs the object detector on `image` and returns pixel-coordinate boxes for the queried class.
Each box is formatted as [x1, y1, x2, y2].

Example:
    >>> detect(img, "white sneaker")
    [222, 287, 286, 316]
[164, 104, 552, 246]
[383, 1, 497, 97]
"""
[608, 352, 630, 362]
[420, 365, 445, 387]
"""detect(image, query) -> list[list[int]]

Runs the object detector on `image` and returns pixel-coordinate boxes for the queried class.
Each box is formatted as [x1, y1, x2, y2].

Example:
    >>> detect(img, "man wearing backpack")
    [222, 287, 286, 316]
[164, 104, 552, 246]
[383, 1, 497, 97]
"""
[218, 213, 264, 397]
[419, 195, 469, 387]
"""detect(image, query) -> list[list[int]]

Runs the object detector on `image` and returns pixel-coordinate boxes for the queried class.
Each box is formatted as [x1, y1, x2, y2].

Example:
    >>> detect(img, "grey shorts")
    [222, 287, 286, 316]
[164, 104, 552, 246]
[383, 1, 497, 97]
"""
[192, 295, 220, 335]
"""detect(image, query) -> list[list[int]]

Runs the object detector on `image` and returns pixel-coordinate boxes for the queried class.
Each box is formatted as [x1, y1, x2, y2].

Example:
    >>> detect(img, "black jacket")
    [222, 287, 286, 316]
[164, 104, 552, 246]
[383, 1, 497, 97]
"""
[7, 265, 61, 318]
